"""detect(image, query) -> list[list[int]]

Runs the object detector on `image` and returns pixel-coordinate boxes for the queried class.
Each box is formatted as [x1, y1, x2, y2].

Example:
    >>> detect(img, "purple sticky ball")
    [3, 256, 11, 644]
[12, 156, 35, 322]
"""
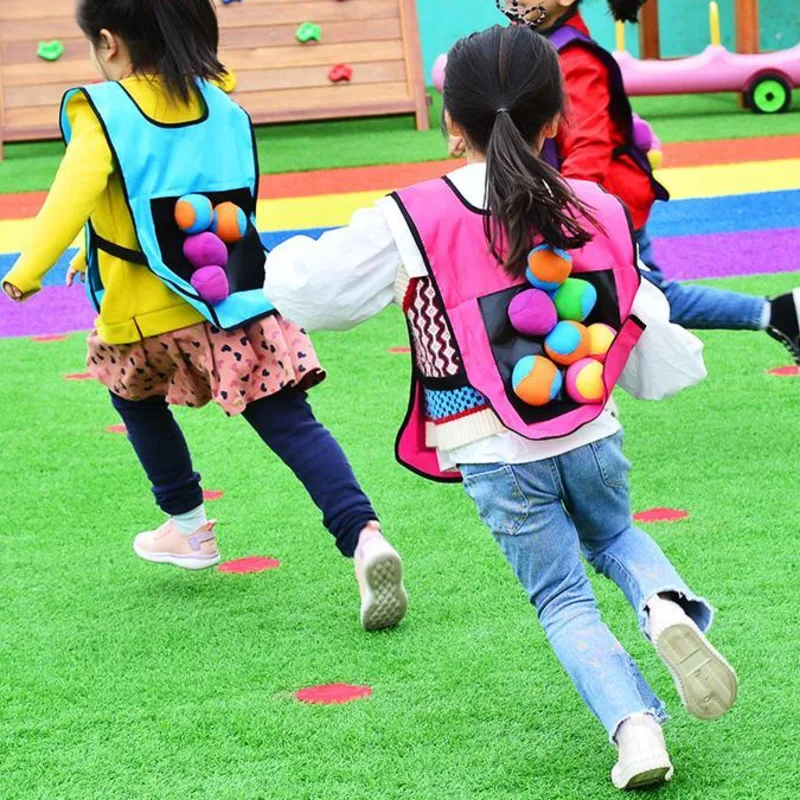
[183, 232, 229, 270]
[631, 114, 654, 153]
[508, 288, 558, 338]
[191, 265, 230, 305]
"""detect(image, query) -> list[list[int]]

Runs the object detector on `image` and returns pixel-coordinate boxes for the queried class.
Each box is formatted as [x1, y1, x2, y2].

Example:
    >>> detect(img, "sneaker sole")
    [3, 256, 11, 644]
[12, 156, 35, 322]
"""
[133, 542, 221, 571]
[656, 621, 738, 721]
[359, 549, 408, 631]
[613, 759, 674, 791]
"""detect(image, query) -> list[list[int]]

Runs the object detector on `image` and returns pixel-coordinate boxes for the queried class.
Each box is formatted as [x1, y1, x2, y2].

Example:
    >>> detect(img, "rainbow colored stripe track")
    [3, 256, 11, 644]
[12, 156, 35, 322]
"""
[2, 134, 799, 338]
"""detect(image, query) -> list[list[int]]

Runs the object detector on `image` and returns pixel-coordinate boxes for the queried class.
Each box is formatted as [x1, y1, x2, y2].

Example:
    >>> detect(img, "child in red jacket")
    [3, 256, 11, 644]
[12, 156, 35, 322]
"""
[493, 0, 800, 363]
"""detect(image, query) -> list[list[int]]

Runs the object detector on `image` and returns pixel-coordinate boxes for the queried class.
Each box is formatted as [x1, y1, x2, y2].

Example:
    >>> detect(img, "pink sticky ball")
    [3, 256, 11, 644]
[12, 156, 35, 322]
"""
[432, 54, 447, 93]
[508, 288, 558, 338]
[183, 232, 229, 270]
[631, 114, 654, 154]
[191, 265, 230, 305]
[565, 357, 605, 404]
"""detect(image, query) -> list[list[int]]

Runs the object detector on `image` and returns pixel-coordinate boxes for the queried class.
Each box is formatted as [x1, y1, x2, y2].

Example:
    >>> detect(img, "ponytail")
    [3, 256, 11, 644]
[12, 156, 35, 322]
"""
[607, 0, 649, 23]
[484, 110, 596, 279]
[77, 0, 225, 103]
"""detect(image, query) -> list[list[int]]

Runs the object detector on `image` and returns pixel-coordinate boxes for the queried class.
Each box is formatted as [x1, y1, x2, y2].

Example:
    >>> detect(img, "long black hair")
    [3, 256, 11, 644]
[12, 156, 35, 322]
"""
[76, 0, 225, 102]
[444, 24, 596, 278]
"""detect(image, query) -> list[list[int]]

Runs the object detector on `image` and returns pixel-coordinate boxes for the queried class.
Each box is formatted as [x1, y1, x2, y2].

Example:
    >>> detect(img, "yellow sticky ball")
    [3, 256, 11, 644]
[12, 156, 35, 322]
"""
[648, 149, 663, 170]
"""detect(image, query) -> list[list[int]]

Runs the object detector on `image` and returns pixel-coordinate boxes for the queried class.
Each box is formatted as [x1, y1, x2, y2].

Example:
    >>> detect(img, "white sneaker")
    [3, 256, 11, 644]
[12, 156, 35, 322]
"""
[354, 528, 408, 631]
[647, 596, 738, 721]
[133, 519, 220, 570]
[611, 713, 673, 791]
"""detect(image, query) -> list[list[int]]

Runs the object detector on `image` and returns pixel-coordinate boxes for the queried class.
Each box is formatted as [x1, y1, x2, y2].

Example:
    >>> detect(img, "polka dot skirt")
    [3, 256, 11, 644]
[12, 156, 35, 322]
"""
[87, 315, 325, 416]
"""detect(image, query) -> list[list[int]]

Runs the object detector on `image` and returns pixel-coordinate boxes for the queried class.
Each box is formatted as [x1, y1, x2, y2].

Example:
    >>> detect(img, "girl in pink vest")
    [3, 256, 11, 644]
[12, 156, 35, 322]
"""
[264, 25, 737, 790]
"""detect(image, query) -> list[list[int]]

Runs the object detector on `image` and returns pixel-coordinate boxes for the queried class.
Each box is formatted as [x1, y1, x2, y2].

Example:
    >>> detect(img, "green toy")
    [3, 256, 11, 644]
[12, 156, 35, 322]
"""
[37, 41, 65, 62]
[296, 22, 321, 43]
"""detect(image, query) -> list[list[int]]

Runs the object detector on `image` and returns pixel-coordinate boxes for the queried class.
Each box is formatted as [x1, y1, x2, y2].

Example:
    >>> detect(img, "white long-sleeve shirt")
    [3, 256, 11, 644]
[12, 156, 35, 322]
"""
[264, 162, 706, 468]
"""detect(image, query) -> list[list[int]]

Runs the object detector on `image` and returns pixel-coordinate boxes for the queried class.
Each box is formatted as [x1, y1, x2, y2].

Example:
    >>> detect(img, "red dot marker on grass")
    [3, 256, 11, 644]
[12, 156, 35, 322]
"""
[768, 366, 799, 377]
[203, 490, 224, 501]
[218, 556, 280, 574]
[65, 372, 92, 381]
[389, 347, 411, 354]
[295, 683, 372, 705]
[31, 334, 68, 343]
[106, 424, 127, 435]
[634, 508, 689, 523]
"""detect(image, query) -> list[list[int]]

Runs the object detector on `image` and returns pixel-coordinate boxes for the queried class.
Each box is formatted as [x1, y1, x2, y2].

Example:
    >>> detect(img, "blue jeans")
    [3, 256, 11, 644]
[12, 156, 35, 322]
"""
[110, 389, 377, 557]
[636, 226, 766, 330]
[460, 432, 713, 739]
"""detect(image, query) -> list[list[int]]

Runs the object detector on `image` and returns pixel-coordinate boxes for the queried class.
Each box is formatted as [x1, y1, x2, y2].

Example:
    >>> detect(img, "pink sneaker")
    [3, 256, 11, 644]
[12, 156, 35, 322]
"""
[133, 519, 220, 570]
[355, 527, 408, 631]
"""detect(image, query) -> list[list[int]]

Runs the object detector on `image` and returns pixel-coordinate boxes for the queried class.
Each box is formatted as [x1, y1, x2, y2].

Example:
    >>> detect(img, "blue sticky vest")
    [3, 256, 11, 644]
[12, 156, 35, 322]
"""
[60, 80, 275, 330]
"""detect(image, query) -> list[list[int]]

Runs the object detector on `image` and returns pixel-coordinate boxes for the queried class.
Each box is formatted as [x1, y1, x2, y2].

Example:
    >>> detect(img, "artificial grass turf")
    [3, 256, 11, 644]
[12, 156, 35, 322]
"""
[2, 272, 800, 799]
[1, 91, 799, 194]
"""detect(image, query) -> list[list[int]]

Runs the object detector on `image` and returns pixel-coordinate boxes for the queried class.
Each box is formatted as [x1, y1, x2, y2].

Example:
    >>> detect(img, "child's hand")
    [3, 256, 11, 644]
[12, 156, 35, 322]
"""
[448, 135, 466, 159]
[66, 265, 85, 287]
[2, 281, 24, 302]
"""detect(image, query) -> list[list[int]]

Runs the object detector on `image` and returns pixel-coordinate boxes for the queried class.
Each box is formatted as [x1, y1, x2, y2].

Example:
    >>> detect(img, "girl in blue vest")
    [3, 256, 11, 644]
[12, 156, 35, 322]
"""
[1, 0, 407, 632]
[488, 0, 800, 363]
[264, 25, 737, 791]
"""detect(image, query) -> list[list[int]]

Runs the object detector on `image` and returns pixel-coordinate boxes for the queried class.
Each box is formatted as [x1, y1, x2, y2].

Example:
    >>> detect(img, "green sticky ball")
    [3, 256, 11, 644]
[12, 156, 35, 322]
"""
[554, 278, 597, 322]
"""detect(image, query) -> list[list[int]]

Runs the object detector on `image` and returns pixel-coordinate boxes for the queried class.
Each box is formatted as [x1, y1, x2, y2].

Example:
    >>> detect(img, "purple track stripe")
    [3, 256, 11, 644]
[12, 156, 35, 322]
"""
[0, 285, 95, 339]
[652, 228, 800, 281]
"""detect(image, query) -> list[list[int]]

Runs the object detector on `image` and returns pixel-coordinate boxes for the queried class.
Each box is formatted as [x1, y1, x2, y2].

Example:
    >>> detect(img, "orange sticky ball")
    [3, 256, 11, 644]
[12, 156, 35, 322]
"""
[544, 321, 590, 367]
[512, 355, 562, 407]
[526, 245, 573, 292]
[212, 202, 248, 244]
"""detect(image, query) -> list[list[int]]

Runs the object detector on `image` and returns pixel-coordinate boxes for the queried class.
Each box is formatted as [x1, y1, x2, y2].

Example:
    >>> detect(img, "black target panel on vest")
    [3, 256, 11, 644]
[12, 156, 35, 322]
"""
[478, 270, 621, 424]
[150, 187, 265, 294]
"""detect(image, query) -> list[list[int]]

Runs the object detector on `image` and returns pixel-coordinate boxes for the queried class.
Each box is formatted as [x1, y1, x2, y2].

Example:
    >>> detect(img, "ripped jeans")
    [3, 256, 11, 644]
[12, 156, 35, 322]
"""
[460, 431, 712, 739]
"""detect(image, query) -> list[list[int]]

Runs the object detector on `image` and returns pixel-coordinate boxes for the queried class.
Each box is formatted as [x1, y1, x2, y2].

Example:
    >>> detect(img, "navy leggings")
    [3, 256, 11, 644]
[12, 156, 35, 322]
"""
[110, 389, 376, 557]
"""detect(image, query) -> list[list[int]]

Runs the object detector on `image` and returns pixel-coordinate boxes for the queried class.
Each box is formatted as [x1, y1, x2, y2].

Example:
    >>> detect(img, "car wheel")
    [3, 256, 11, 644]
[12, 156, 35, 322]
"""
[747, 75, 792, 114]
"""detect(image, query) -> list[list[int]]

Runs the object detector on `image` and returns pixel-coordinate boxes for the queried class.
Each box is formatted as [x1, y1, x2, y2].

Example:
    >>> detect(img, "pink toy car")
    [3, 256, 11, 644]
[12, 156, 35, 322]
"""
[615, 42, 800, 114]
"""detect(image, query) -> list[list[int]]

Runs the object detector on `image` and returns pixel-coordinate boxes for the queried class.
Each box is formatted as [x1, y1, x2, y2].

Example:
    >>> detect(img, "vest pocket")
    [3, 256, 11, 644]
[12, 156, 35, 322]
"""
[477, 269, 622, 425]
[150, 187, 265, 293]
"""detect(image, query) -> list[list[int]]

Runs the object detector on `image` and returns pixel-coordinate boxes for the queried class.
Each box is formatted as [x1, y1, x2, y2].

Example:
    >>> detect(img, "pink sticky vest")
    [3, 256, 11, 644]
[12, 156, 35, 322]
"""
[391, 176, 644, 482]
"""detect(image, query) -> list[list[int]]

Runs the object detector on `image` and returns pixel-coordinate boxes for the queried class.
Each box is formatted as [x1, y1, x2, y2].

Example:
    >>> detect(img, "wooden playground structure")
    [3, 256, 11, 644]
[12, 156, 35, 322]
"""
[0, 0, 429, 160]
[639, 0, 763, 58]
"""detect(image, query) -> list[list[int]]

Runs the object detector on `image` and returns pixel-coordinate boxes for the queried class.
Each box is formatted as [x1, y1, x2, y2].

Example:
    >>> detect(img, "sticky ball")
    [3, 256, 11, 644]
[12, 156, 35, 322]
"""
[648, 147, 663, 170]
[565, 358, 605, 404]
[511, 355, 562, 407]
[631, 114, 654, 153]
[183, 232, 229, 270]
[508, 289, 558, 338]
[553, 278, 597, 322]
[587, 323, 616, 363]
[212, 202, 248, 244]
[525, 245, 572, 293]
[175, 194, 213, 234]
[191, 265, 230, 305]
[544, 320, 590, 366]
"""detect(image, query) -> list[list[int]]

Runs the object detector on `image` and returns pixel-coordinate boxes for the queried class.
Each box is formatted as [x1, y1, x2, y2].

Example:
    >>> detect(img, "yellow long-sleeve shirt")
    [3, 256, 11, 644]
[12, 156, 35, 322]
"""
[4, 77, 207, 344]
